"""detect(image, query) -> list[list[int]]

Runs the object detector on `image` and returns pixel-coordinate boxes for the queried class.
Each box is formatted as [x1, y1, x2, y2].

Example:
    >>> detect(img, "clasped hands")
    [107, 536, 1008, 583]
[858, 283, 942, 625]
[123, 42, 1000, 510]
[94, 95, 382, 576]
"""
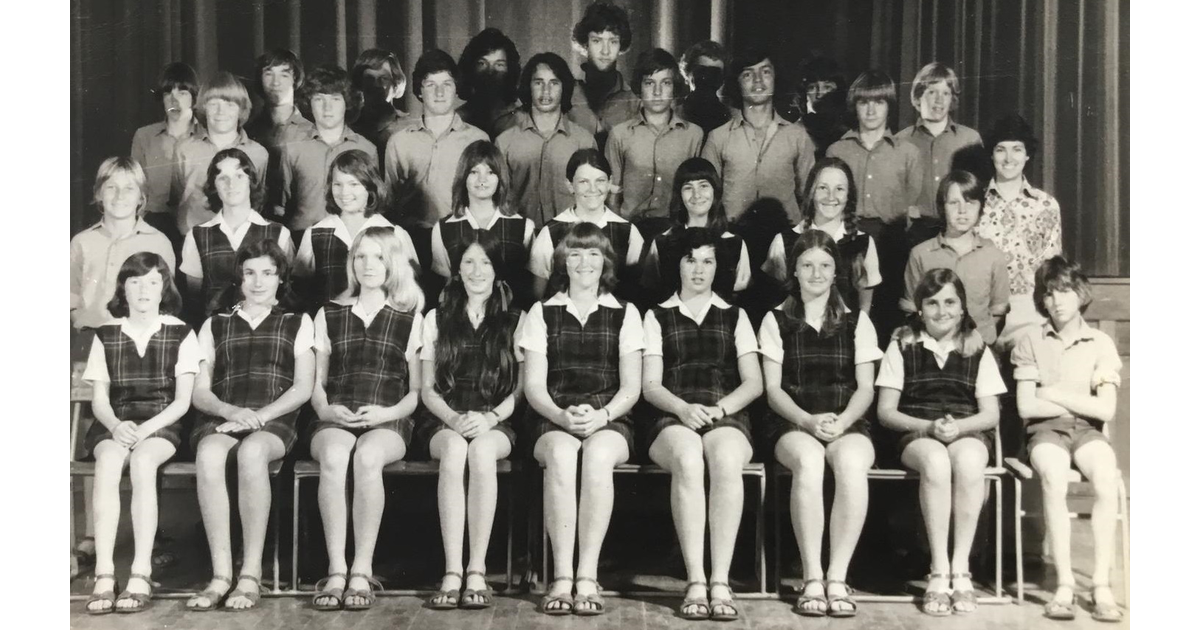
[557, 404, 611, 438]
[926, 414, 961, 443]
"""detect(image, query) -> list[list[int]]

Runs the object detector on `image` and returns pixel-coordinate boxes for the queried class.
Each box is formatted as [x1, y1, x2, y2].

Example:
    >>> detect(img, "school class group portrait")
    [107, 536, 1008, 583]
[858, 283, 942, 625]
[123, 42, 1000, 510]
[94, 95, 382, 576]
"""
[68, 0, 1129, 625]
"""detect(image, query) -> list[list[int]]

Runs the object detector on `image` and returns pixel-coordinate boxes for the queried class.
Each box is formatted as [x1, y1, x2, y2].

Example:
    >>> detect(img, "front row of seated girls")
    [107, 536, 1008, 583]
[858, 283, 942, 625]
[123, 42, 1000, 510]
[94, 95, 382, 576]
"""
[80, 222, 1123, 623]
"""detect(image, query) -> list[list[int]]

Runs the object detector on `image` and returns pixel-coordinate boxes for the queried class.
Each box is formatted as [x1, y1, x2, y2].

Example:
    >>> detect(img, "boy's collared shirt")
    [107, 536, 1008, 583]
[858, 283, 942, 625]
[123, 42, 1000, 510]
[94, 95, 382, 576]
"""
[430, 212, 534, 278]
[757, 302, 883, 365]
[643, 293, 758, 358]
[351, 105, 413, 165]
[170, 128, 270, 234]
[179, 210, 294, 279]
[293, 213, 418, 277]
[496, 111, 597, 228]
[131, 117, 200, 216]
[826, 129, 923, 224]
[198, 310, 314, 364]
[895, 118, 983, 218]
[605, 110, 704, 221]
[976, 177, 1063, 296]
[876, 332, 1007, 396]
[568, 69, 639, 141]
[245, 106, 316, 217]
[517, 291, 644, 357]
[900, 233, 1010, 344]
[383, 112, 490, 229]
[83, 315, 201, 382]
[701, 108, 817, 223]
[70, 219, 177, 330]
[527, 207, 644, 279]
[1011, 320, 1123, 422]
[278, 126, 378, 231]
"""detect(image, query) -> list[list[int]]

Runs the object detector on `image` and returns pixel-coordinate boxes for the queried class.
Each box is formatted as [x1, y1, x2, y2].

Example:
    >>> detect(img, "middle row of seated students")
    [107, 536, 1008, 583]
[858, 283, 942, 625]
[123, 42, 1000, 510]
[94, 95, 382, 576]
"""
[86, 214, 1012, 619]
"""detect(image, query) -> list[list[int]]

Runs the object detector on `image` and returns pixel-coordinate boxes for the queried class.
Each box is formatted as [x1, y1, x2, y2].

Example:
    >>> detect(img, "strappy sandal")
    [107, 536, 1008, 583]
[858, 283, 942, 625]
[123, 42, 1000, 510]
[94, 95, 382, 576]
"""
[950, 572, 978, 614]
[426, 571, 462, 610]
[794, 578, 828, 617]
[342, 573, 383, 611]
[114, 573, 153, 614]
[572, 577, 606, 616]
[313, 573, 348, 611]
[539, 576, 574, 616]
[223, 575, 263, 611]
[1090, 586, 1124, 623]
[1043, 587, 1077, 621]
[708, 581, 739, 622]
[187, 575, 232, 612]
[922, 573, 953, 617]
[825, 579, 858, 618]
[459, 570, 494, 610]
[678, 581, 710, 620]
[84, 573, 117, 615]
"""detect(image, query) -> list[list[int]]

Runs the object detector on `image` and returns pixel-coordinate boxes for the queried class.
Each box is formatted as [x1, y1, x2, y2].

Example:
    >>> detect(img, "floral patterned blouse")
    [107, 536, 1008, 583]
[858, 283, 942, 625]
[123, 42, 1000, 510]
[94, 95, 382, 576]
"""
[976, 178, 1063, 296]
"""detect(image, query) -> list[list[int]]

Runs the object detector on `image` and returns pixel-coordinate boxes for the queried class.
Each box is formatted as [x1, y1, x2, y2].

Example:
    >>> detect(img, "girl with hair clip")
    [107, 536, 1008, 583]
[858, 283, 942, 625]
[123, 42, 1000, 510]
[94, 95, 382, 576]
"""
[876, 268, 1007, 616]
[82, 253, 199, 615]
[294, 149, 418, 312]
[758, 230, 882, 618]
[517, 222, 643, 616]
[308, 226, 425, 612]
[641, 157, 751, 306]
[180, 148, 293, 320]
[641, 228, 762, 622]
[417, 230, 525, 611]
[762, 157, 882, 315]
[431, 140, 536, 308]
[188, 240, 315, 612]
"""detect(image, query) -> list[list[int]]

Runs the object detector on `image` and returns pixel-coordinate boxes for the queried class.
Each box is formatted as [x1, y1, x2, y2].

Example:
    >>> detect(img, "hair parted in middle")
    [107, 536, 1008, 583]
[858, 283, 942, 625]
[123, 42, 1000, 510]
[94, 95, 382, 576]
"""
[215, 238, 299, 314]
[518, 52, 575, 114]
[450, 140, 512, 217]
[204, 148, 265, 212]
[457, 27, 521, 104]
[668, 157, 728, 234]
[846, 69, 897, 112]
[781, 229, 848, 336]
[341, 226, 425, 313]
[896, 267, 983, 356]
[572, 1, 632, 51]
[92, 156, 148, 216]
[325, 149, 388, 217]
[547, 222, 619, 297]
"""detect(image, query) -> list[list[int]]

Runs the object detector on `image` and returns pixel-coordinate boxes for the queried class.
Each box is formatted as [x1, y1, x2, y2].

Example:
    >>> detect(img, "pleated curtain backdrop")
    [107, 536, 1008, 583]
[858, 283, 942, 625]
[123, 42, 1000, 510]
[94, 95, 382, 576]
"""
[70, 0, 1127, 278]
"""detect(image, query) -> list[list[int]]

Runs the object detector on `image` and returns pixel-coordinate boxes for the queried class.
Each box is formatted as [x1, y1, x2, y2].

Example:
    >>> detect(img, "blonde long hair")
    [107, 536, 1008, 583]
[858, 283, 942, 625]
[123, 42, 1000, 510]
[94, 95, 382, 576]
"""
[341, 226, 424, 312]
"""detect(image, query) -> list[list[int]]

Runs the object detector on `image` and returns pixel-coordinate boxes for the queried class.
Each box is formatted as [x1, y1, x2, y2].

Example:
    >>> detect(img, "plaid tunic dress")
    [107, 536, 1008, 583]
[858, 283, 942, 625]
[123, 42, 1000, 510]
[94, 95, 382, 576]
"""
[521, 300, 635, 454]
[780, 228, 872, 313]
[84, 323, 191, 454]
[307, 227, 353, 307]
[642, 305, 752, 455]
[651, 227, 744, 303]
[413, 309, 522, 452]
[309, 302, 417, 443]
[190, 309, 305, 452]
[438, 217, 533, 308]
[192, 221, 286, 316]
[761, 309, 866, 450]
[884, 342, 990, 463]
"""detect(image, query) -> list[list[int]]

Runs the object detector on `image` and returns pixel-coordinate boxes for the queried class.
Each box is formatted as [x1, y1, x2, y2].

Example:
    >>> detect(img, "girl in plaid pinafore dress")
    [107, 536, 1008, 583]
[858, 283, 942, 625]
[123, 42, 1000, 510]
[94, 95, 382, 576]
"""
[188, 240, 316, 612]
[517, 222, 644, 616]
[640, 228, 761, 621]
[876, 268, 1006, 616]
[83, 253, 198, 615]
[418, 230, 525, 609]
[759, 230, 883, 617]
[308, 226, 425, 611]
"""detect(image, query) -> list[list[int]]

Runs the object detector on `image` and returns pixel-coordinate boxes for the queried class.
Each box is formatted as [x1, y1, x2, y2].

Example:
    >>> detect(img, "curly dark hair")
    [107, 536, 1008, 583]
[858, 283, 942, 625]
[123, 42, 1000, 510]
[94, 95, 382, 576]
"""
[572, 2, 632, 51]
[457, 27, 521, 104]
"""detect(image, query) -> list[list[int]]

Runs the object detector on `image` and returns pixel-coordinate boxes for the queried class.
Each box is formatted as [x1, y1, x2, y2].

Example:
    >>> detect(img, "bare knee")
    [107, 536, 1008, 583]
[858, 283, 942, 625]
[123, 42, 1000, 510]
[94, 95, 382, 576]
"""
[538, 436, 581, 475]
[466, 439, 501, 472]
[436, 434, 469, 472]
[195, 441, 230, 484]
[236, 439, 273, 471]
[314, 442, 352, 476]
[353, 444, 390, 474]
[909, 446, 952, 485]
[670, 447, 705, 483]
[128, 448, 166, 483]
[704, 443, 747, 482]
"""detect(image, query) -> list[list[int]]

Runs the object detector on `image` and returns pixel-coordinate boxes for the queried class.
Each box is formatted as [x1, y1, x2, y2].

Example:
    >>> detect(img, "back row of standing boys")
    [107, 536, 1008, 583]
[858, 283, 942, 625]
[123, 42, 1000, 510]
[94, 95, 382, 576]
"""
[71, 1, 1122, 624]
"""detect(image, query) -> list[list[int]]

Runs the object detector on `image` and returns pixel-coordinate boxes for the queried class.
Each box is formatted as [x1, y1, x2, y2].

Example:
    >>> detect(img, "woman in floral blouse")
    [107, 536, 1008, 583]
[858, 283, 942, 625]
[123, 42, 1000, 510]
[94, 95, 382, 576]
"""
[976, 114, 1062, 350]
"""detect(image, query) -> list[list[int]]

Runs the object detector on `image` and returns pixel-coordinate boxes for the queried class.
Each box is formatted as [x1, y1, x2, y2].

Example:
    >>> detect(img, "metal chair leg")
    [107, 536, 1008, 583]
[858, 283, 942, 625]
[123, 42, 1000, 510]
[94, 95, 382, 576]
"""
[756, 473, 766, 595]
[1014, 477, 1024, 603]
[292, 474, 301, 591]
[506, 472, 514, 592]
[994, 477, 1003, 599]
[773, 469, 782, 596]
[1118, 477, 1130, 607]
[272, 473, 281, 594]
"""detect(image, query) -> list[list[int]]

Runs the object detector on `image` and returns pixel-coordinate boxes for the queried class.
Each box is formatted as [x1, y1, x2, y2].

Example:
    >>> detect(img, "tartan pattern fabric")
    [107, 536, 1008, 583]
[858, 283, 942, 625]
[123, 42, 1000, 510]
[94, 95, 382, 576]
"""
[547, 219, 632, 271]
[439, 218, 534, 308]
[310, 228, 350, 304]
[95, 323, 188, 421]
[193, 221, 286, 314]
[654, 228, 743, 299]
[324, 303, 414, 409]
[209, 310, 302, 411]
[897, 343, 981, 420]
[435, 309, 522, 412]
[781, 228, 871, 312]
[655, 305, 741, 406]
[543, 301, 625, 409]
[777, 309, 860, 414]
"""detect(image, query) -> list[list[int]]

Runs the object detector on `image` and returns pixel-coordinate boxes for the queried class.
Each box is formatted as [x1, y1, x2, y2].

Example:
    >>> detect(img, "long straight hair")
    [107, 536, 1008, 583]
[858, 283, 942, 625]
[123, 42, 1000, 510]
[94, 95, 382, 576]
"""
[434, 230, 519, 405]
[340, 226, 424, 313]
[781, 229, 847, 336]
[449, 140, 513, 217]
[799, 157, 869, 289]
[667, 157, 728, 233]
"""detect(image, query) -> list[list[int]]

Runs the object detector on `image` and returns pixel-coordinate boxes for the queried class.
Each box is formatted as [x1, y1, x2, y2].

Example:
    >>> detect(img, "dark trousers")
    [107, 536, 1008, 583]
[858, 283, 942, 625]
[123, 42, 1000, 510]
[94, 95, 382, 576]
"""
[857, 218, 910, 347]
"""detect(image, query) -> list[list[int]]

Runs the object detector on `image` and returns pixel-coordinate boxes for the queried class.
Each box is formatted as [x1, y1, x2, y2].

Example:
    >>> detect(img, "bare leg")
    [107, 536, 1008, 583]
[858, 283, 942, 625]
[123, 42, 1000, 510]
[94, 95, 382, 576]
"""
[1074, 441, 1121, 610]
[947, 438, 989, 613]
[188, 434, 238, 609]
[901, 438, 954, 614]
[429, 429, 469, 601]
[115, 438, 176, 609]
[463, 430, 512, 600]
[649, 426, 707, 612]
[87, 440, 130, 613]
[533, 431, 582, 611]
[344, 428, 406, 606]
[573, 431, 629, 610]
[703, 427, 752, 616]
[824, 433, 874, 613]
[225, 431, 285, 609]
[774, 430, 828, 612]
[310, 428, 357, 604]
[1030, 442, 1076, 607]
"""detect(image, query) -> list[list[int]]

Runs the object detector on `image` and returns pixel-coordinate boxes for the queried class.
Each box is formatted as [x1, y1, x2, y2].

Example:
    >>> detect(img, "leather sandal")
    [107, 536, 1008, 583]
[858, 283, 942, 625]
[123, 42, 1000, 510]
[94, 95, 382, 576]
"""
[922, 573, 953, 616]
[708, 581, 739, 622]
[459, 570, 494, 610]
[825, 579, 858, 618]
[84, 573, 117, 615]
[794, 578, 827, 617]
[1043, 587, 1077, 621]
[1090, 586, 1124, 623]
[313, 573, 347, 611]
[114, 573, 153, 614]
[539, 576, 574, 616]
[950, 572, 978, 613]
[187, 575, 232, 612]
[572, 577, 605, 616]
[678, 581, 710, 620]
[223, 575, 263, 611]
[426, 571, 462, 610]
[342, 573, 383, 611]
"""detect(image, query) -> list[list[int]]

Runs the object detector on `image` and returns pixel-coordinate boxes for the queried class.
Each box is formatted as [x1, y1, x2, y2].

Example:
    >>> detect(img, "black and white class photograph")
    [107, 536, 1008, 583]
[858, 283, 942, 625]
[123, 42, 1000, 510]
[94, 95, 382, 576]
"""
[60, 0, 1135, 628]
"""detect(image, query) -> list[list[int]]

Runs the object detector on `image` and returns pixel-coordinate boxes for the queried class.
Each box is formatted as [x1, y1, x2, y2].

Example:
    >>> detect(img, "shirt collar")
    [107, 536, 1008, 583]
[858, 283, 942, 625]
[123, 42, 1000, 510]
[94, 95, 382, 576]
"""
[198, 126, 254, 147]
[986, 176, 1039, 199]
[233, 303, 277, 327]
[934, 231, 986, 252]
[915, 118, 960, 135]
[553, 206, 628, 227]
[306, 124, 362, 144]
[805, 220, 848, 241]
[154, 117, 200, 136]
[91, 218, 161, 238]
[729, 108, 790, 129]
[633, 108, 687, 130]
[917, 330, 959, 360]
[410, 112, 469, 133]
[446, 210, 508, 230]
[545, 291, 622, 309]
[659, 292, 732, 323]
[200, 209, 270, 230]
[117, 314, 169, 343]
[773, 294, 850, 328]
[840, 127, 896, 146]
[517, 110, 572, 135]
[1042, 319, 1097, 347]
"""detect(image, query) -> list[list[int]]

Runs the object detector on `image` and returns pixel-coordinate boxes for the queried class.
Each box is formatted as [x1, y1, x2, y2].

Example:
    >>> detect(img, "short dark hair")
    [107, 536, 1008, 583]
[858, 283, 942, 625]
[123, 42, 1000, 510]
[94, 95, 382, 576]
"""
[631, 48, 689, 99]
[457, 28, 521, 104]
[572, 1, 632, 51]
[724, 46, 775, 105]
[846, 69, 896, 112]
[154, 62, 199, 106]
[935, 170, 987, 225]
[412, 49, 459, 102]
[681, 40, 729, 78]
[326, 150, 387, 217]
[799, 56, 844, 91]
[217, 238, 298, 313]
[303, 65, 354, 103]
[565, 148, 612, 181]
[204, 148, 264, 212]
[107, 252, 182, 317]
[986, 113, 1041, 160]
[1034, 256, 1093, 319]
[253, 48, 305, 95]
[668, 157, 728, 233]
[663, 227, 724, 297]
[518, 52, 575, 114]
